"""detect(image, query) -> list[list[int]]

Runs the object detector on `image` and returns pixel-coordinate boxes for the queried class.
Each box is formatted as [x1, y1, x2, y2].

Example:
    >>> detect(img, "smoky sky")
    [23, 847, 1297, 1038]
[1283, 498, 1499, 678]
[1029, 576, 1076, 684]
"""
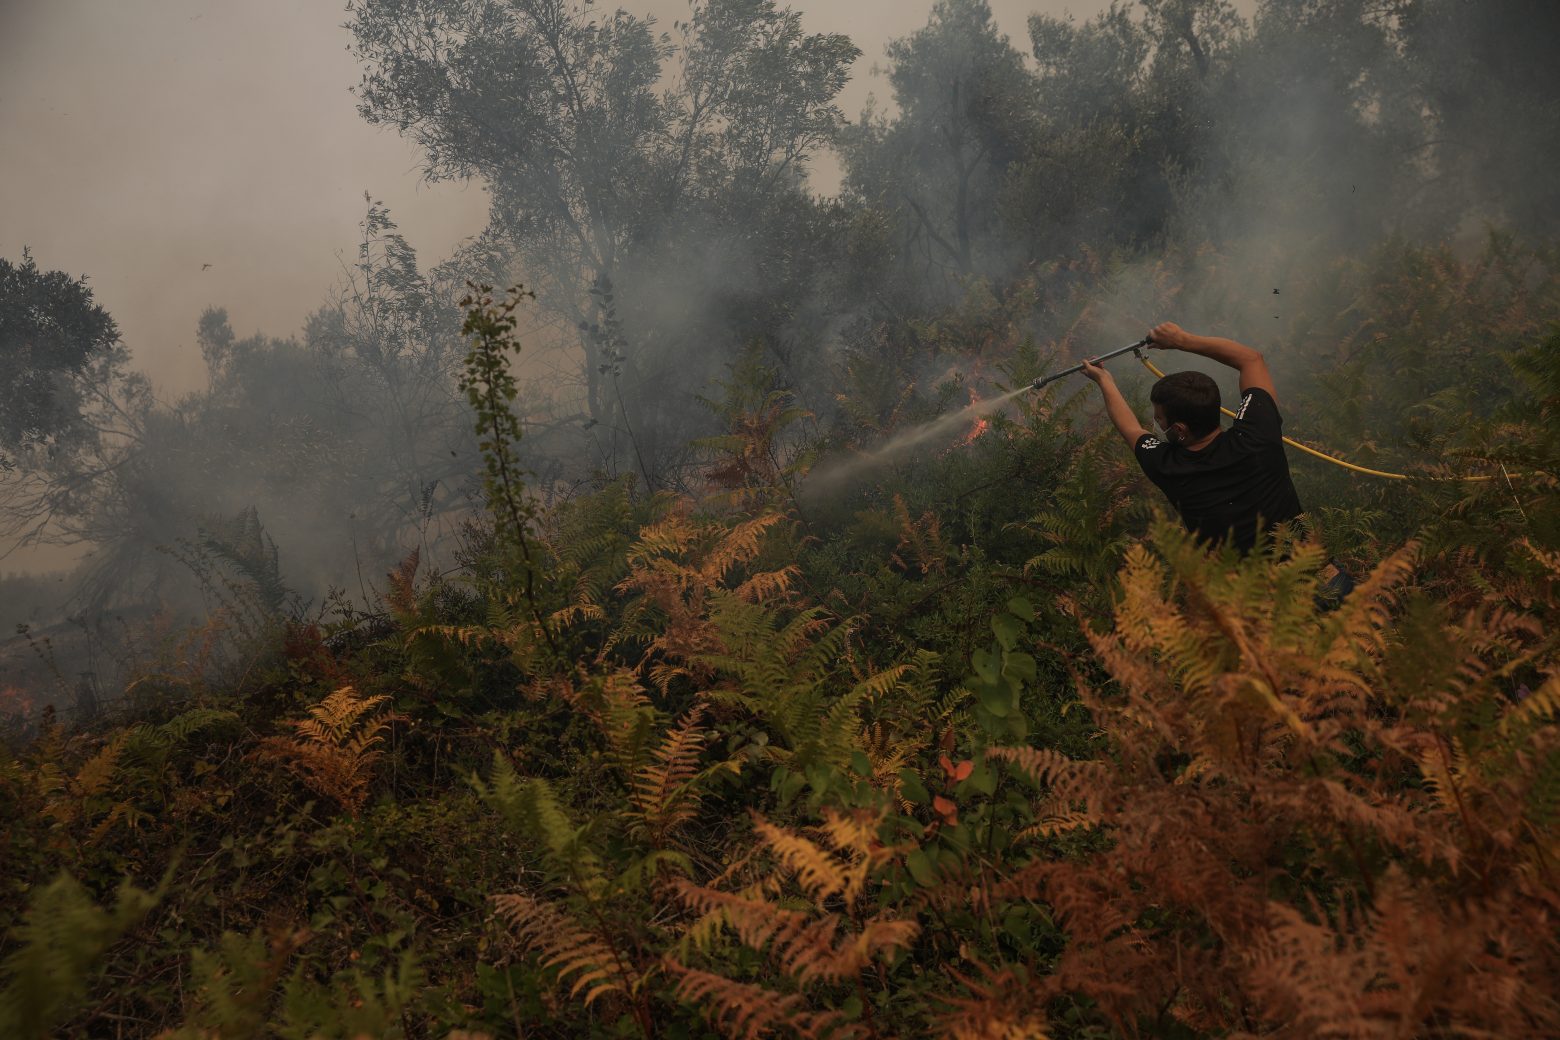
[0, 0, 1166, 400]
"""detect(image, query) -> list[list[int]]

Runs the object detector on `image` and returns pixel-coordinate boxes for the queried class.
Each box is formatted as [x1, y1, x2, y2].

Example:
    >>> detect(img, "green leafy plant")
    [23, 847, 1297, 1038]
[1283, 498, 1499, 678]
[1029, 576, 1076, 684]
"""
[459, 283, 554, 650]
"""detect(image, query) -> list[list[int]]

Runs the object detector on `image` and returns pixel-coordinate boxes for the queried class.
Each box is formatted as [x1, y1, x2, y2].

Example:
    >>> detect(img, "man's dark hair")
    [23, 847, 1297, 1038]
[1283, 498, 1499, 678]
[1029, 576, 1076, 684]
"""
[1150, 371, 1222, 436]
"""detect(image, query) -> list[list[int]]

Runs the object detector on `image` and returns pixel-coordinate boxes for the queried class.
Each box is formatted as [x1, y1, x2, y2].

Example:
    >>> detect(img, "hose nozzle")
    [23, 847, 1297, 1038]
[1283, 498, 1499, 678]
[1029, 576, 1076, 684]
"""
[1030, 338, 1150, 391]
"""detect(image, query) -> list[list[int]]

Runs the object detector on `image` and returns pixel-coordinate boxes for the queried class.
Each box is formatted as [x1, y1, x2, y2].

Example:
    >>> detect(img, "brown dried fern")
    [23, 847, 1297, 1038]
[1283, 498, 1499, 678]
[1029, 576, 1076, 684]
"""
[493, 893, 642, 1010]
[252, 685, 394, 814]
[668, 807, 915, 1038]
[664, 960, 853, 1040]
[630, 704, 719, 843]
[614, 506, 796, 689]
[997, 525, 1560, 1035]
[385, 548, 419, 619]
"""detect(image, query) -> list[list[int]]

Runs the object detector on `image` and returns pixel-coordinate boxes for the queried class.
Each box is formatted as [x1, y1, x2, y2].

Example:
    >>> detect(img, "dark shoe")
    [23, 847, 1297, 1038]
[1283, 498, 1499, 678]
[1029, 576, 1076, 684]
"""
[1315, 559, 1355, 611]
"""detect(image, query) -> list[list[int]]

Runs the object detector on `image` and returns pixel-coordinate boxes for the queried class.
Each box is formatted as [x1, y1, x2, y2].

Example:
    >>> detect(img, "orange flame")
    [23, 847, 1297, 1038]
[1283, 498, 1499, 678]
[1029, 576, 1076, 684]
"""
[959, 388, 992, 447]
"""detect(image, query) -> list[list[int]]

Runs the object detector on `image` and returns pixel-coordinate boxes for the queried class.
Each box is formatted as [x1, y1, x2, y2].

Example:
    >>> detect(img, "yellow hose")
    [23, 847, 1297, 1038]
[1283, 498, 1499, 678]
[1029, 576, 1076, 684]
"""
[1134, 353, 1505, 483]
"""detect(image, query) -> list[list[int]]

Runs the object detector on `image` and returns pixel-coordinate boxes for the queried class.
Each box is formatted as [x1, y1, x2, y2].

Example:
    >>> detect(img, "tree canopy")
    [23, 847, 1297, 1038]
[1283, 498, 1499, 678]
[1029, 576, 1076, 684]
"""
[0, 251, 121, 465]
[349, 0, 859, 481]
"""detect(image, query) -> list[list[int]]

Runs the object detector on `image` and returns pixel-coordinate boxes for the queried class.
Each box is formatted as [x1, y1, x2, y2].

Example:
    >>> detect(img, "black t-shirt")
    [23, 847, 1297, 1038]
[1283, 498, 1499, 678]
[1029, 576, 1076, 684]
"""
[1133, 387, 1304, 554]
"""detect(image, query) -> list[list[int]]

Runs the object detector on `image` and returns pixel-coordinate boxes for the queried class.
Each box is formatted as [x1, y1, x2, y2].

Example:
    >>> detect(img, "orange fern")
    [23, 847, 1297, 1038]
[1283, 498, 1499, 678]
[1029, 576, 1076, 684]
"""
[889, 494, 950, 576]
[669, 807, 915, 1038]
[613, 504, 798, 691]
[630, 704, 721, 844]
[252, 685, 394, 814]
[664, 960, 853, 1040]
[493, 894, 641, 1009]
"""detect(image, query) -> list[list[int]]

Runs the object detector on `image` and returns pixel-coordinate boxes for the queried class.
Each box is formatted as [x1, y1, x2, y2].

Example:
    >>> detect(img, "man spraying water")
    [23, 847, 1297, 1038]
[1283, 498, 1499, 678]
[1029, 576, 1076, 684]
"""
[1080, 322, 1304, 555]
[1072, 322, 1354, 599]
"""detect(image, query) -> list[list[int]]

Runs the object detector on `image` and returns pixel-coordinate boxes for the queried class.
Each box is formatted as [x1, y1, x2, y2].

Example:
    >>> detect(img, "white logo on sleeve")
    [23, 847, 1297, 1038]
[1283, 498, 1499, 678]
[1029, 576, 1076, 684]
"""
[1236, 393, 1253, 420]
[1140, 436, 1162, 449]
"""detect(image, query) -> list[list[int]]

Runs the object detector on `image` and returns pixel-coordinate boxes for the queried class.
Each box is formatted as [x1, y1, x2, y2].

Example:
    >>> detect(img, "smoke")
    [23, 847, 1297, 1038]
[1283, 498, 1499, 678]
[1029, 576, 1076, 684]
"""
[1020, 0, 1560, 407]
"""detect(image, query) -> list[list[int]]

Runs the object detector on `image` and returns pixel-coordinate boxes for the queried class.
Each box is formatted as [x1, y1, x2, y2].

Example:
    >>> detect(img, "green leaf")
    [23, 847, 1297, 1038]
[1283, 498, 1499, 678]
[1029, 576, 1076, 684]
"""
[1006, 597, 1036, 621]
[972, 647, 1000, 684]
[778, 771, 806, 804]
[1002, 651, 1038, 684]
[905, 849, 937, 886]
[1007, 712, 1030, 740]
[976, 680, 1012, 718]
[968, 759, 998, 796]
[992, 613, 1021, 651]
[1003, 908, 1030, 943]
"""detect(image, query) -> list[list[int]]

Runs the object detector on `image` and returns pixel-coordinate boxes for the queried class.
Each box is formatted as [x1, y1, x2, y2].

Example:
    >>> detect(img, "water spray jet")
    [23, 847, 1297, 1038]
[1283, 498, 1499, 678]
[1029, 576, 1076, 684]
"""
[800, 381, 1033, 498]
[805, 339, 1154, 496]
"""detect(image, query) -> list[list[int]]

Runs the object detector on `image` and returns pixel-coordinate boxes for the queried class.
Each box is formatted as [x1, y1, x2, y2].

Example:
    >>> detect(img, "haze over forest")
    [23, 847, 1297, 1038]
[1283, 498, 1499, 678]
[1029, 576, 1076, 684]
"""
[2, 0, 1553, 650]
[1, 0, 1161, 580]
[2, 0, 1127, 399]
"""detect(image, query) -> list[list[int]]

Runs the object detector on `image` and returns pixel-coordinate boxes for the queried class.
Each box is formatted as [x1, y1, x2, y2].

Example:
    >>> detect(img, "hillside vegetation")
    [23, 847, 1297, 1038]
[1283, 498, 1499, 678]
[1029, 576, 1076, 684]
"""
[4, 0, 1560, 1035]
[3, 238, 1559, 1037]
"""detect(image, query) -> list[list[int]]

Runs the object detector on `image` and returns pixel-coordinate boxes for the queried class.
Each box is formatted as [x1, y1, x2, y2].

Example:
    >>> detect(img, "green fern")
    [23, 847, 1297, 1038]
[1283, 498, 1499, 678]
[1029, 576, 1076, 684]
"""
[473, 754, 603, 893]
[163, 928, 422, 1040]
[0, 872, 160, 1039]
[696, 594, 897, 767]
[540, 477, 654, 633]
[121, 707, 240, 780]
[163, 929, 301, 1039]
[1023, 435, 1149, 588]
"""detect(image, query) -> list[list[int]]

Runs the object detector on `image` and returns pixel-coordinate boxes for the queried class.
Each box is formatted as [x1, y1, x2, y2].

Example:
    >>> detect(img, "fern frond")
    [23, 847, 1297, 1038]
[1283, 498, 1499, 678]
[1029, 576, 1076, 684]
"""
[933, 959, 1053, 1040]
[0, 872, 160, 1039]
[700, 514, 787, 586]
[386, 548, 420, 619]
[175, 927, 309, 1038]
[69, 734, 127, 800]
[550, 602, 607, 628]
[405, 622, 499, 650]
[848, 664, 911, 706]
[625, 512, 702, 564]
[813, 807, 890, 864]
[493, 894, 638, 1007]
[1501, 672, 1560, 736]
[808, 684, 872, 769]
[299, 686, 390, 744]
[985, 746, 1077, 787]
[665, 960, 854, 1040]
[733, 566, 800, 604]
[474, 756, 603, 888]
[670, 806, 915, 999]
[752, 815, 866, 908]
[631, 704, 713, 841]
[1014, 812, 1096, 841]
[252, 686, 393, 814]
[132, 707, 238, 750]
[890, 494, 952, 575]
[579, 669, 655, 776]
[858, 724, 920, 809]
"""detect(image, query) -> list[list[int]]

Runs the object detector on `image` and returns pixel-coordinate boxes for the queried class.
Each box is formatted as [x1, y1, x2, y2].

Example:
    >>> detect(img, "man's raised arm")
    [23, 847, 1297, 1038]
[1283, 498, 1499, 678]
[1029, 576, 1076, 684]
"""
[1149, 322, 1278, 406]
[1080, 359, 1150, 448]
